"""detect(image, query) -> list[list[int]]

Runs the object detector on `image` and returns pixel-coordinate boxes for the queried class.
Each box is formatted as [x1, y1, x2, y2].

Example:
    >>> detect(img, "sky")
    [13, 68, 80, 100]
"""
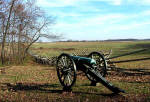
[36, 0, 150, 41]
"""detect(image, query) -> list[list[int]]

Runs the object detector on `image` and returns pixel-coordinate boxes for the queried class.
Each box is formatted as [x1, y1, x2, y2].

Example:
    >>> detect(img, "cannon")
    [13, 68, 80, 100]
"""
[56, 52, 125, 93]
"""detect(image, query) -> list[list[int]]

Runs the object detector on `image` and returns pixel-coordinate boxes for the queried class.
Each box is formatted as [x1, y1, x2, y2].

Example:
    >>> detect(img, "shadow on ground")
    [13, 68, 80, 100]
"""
[1, 81, 149, 102]
[3, 83, 62, 93]
[125, 43, 150, 55]
[110, 67, 150, 76]
[1, 82, 124, 97]
[1, 82, 128, 102]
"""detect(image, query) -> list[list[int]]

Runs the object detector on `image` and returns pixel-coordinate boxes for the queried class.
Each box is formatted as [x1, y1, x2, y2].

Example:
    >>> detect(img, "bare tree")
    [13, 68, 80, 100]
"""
[1, 0, 16, 64]
[0, 0, 60, 64]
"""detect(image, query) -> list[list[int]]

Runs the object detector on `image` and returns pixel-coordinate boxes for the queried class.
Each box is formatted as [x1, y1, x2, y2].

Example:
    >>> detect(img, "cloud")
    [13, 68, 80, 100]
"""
[52, 13, 131, 34]
[101, 0, 123, 5]
[54, 11, 142, 29]
[112, 0, 122, 5]
[52, 10, 150, 40]
[120, 21, 150, 30]
[36, 0, 123, 8]
[127, 0, 150, 5]
[36, 0, 78, 7]
[36, 0, 150, 8]
[52, 12, 82, 18]
[109, 0, 150, 5]
[93, 0, 150, 5]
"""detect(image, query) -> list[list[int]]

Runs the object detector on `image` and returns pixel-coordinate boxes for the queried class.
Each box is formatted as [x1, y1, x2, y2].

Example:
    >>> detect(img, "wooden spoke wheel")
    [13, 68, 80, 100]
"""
[56, 53, 77, 89]
[86, 52, 107, 82]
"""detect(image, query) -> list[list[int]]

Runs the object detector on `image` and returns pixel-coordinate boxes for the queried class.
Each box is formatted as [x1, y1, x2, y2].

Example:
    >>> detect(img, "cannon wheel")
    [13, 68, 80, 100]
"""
[56, 53, 77, 90]
[86, 52, 107, 82]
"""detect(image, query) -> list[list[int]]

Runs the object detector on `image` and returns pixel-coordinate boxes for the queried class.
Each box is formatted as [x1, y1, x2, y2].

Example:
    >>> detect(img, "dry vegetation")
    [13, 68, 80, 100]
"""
[0, 41, 150, 102]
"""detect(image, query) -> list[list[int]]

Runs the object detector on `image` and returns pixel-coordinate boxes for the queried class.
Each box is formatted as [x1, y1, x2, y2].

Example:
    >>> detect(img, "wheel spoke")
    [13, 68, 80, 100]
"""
[61, 57, 66, 66]
[63, 74, 67, 84]
[65, 58, 70, 68]
[58, 63, 63, 69]
[67, 75, 71, 85]
[59, 59, 65, 67]
[60, 72, 65, 79]
[69, 70, 74, 76]
[91, 54, 94, 59]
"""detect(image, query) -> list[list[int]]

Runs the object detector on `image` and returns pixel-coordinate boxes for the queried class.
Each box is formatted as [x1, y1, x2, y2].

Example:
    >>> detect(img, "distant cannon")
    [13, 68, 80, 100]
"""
[56, 52, 125, 93]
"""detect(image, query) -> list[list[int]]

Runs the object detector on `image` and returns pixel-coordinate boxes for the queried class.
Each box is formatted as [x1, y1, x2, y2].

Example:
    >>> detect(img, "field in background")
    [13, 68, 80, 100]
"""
[0, 41, 150, 101]
[31, 41, 150, 56]
[31, 41, 150, 68]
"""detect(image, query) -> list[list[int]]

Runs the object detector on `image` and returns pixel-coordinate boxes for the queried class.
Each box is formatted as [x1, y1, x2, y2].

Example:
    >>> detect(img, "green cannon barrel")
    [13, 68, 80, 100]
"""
[71, 56, 96, 65]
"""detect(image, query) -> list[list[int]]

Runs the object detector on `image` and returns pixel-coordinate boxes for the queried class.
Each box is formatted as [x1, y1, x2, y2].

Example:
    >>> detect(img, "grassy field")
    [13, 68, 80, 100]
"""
[31, 41, 150, 57]
[0, 41, 150, 102]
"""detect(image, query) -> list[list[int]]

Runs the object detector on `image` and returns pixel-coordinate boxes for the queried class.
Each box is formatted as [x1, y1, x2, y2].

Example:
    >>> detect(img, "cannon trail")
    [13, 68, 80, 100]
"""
[87, 67, 125, 93]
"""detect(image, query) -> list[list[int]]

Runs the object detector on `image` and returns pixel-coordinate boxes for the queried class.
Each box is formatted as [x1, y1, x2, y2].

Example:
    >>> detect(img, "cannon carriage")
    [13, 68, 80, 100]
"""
[56, 52, 125, 93]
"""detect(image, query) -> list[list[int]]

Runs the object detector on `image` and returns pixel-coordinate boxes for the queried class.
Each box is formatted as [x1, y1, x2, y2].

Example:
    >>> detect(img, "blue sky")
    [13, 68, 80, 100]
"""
[36, 0, 150, 40]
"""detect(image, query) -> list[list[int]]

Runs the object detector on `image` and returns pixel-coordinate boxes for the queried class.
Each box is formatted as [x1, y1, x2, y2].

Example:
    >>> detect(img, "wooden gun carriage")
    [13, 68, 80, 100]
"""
[56, 52, 125, 93]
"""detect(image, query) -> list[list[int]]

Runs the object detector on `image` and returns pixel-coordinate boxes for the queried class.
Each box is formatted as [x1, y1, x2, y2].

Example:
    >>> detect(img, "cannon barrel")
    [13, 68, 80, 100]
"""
[71, 56, 96, 66]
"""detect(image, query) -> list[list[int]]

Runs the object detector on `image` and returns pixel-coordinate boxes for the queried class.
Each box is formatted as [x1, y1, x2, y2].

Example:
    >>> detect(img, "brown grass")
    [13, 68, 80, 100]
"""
[0, 41, 150, 101]
[0, 61, 150, 102]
